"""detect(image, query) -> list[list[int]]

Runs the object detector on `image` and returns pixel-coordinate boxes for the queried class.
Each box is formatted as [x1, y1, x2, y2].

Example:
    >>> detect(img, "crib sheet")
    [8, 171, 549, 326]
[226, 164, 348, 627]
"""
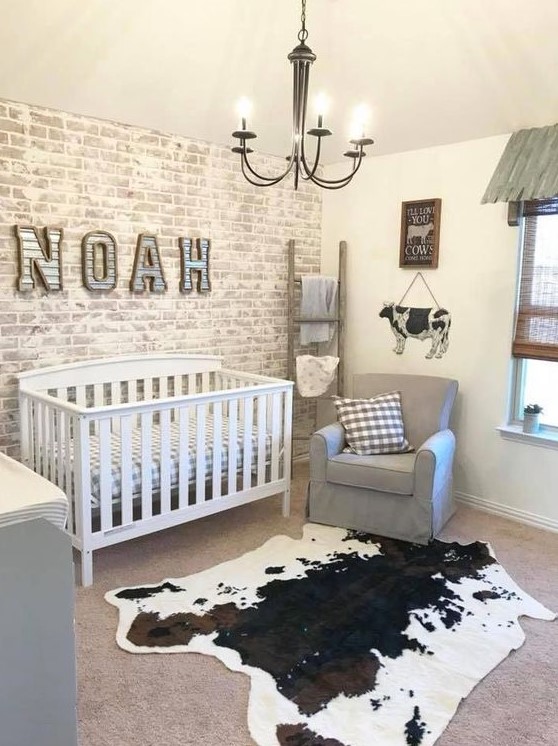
[85, 416, 273, 504]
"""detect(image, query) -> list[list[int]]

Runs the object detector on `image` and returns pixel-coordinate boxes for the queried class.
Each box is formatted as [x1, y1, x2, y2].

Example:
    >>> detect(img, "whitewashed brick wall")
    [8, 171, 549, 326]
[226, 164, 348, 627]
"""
[0, 98, 322, 456]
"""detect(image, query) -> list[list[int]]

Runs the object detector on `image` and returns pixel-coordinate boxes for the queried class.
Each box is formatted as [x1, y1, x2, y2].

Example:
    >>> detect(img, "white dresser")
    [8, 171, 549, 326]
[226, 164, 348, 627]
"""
[0, 455, 77, 746]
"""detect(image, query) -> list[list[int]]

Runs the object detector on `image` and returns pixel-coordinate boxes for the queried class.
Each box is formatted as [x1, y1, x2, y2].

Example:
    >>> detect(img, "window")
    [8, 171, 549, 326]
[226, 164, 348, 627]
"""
[512, 200, 558, 430]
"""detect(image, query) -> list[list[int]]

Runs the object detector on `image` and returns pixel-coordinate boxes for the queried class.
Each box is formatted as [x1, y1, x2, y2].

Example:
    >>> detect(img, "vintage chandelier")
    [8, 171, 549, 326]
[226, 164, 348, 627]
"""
[231, 0, 374, 190]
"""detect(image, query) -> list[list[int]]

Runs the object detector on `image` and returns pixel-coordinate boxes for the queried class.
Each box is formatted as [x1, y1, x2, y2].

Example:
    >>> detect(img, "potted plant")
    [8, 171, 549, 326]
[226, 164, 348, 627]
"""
[523, 403, 543, 434]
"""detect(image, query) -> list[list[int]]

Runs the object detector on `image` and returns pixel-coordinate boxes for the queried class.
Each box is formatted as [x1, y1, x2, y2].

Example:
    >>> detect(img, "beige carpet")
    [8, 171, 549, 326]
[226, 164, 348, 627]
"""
[76, 463, 558, 746]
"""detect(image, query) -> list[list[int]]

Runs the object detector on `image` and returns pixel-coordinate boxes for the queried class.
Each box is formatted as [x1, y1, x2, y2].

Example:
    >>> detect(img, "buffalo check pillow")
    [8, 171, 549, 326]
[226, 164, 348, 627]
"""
[333, 391, 413, 455]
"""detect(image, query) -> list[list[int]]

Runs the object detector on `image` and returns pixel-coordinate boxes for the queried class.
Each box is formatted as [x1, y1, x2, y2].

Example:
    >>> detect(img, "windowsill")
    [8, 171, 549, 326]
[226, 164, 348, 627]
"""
[497, 424, 558, 450]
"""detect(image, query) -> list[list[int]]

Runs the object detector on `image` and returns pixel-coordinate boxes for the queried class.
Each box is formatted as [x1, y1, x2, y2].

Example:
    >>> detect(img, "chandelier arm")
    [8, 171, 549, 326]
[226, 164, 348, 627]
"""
[240, 139, 300, 186]
[298, 66, 324, 181]
[299, 135, 323, 180]
[239, 144, 297, 184]
[306, 148, 364, 186]
[305, 151, 365, 189]
[240, 156, 292, 187]
[306, 171, 358, 190]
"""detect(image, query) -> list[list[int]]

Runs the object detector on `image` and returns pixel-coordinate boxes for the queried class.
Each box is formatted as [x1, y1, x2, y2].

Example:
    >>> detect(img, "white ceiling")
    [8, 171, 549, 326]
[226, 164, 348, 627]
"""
[1, 0, 558, 162]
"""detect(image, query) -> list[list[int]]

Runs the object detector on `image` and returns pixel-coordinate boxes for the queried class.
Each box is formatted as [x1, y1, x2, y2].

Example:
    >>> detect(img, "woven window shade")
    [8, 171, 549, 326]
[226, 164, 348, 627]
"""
[482, 124, 558, 204]
[513, 199, 558, 361]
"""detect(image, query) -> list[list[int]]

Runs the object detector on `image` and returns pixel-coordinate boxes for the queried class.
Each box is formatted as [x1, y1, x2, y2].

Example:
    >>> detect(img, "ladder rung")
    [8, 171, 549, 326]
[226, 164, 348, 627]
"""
[293, 275, 340, 284]
[293, 317, 340, 323]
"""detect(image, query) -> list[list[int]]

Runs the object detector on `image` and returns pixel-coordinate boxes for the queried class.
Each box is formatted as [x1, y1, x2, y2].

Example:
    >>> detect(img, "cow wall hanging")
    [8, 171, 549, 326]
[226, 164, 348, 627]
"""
[379, 273, 451, 359]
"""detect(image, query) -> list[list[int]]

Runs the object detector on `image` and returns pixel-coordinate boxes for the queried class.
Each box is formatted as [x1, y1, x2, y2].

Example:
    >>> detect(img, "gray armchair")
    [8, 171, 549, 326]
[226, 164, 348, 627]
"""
[308, 373, 459, 544]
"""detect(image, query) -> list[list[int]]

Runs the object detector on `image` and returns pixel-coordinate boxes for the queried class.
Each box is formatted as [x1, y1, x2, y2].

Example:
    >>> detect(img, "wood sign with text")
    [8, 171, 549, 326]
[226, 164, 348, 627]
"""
[399, 198, 441, 269]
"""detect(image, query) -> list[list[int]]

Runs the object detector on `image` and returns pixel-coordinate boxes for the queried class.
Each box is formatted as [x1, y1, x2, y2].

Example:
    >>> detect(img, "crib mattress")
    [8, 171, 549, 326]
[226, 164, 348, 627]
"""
[0, 453, 68, 530]
[85, 416, 273, 504]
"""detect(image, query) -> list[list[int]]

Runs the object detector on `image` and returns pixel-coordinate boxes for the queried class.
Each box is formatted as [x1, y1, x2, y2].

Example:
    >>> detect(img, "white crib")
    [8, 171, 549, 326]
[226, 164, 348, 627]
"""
[18, 355, 293, 586]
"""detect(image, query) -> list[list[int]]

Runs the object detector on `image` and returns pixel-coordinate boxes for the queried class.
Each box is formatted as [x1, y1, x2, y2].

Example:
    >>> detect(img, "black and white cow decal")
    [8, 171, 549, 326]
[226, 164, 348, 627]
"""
[379, 302, 451, 358]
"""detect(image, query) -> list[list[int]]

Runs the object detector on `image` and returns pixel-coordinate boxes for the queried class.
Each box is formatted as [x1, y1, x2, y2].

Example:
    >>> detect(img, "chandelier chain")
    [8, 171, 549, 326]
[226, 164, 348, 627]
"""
[298, 0, 308, 42]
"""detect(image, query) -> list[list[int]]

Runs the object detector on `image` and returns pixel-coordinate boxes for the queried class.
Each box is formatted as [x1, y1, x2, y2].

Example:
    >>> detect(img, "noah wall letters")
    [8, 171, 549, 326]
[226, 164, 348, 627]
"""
[15, 225, 211, 294]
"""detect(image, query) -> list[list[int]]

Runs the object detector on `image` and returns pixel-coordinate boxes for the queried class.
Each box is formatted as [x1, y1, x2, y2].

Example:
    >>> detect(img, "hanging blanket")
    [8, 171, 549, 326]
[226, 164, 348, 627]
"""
[296, 355, 339, 397]
[300, 275, 338, 345]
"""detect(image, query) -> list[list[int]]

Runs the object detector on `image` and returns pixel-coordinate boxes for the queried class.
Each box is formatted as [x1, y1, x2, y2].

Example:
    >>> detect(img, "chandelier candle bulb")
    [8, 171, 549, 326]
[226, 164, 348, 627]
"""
[236, 97, 252, 126]
[314, 92, 330, 124]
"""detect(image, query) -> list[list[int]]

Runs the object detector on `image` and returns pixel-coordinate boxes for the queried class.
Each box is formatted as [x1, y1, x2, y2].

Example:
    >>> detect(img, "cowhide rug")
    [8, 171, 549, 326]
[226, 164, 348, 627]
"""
[106, 524, 555, 746]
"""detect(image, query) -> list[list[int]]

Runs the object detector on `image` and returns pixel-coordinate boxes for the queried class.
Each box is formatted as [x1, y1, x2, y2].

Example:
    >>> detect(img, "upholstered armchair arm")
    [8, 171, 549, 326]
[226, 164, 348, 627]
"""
[309, 422, 346, 482]
[414, 429, 456, 501]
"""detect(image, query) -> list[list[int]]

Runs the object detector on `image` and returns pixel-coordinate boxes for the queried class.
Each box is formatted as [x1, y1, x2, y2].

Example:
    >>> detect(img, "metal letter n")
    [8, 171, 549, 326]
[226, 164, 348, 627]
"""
[16, 225, 64, 292]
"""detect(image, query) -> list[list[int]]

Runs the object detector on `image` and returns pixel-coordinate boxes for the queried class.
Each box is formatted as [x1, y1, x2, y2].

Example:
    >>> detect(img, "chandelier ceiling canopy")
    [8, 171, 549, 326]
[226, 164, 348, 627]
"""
[231, 0, 374, 190]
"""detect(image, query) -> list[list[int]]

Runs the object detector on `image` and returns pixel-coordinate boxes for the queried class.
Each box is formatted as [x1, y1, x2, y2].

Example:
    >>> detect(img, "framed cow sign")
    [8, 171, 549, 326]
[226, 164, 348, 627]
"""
[399, 198, 442, 269]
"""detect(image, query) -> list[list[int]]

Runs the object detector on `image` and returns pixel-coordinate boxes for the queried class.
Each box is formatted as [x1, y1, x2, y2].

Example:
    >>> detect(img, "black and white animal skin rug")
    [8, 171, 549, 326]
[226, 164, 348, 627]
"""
[106, 525, 555, 746]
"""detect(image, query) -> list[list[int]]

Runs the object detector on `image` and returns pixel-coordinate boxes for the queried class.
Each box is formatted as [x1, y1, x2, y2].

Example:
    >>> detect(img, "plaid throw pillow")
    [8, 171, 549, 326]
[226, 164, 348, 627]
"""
[333, 391, 413, 455]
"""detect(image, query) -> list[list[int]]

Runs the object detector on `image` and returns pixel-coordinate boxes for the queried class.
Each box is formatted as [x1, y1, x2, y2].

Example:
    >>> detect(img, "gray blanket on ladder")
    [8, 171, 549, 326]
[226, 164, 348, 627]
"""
[300, 275, 338, 345]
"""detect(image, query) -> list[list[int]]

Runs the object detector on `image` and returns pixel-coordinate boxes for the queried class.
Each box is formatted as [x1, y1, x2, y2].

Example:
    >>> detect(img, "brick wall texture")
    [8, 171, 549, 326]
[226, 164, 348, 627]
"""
[0, 98, 322, 456]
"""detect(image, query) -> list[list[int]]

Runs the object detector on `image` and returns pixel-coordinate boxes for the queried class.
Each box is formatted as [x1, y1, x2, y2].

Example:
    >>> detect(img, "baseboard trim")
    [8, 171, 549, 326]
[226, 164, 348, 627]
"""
[455, 491, 558, 534]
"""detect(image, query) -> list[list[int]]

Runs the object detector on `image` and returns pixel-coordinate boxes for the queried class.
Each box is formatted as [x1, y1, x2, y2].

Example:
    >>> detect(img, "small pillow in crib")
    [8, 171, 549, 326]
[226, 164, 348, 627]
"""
[333, 391, 413, 455]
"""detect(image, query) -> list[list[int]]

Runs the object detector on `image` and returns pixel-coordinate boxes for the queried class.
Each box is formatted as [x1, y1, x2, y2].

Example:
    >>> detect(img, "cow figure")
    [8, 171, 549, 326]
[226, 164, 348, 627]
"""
[406, 222, 433, 244]
[379, 302, 451, 358]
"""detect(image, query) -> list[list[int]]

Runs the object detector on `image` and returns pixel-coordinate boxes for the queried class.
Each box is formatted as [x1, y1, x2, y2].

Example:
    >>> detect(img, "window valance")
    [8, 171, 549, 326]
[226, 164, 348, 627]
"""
[482, 124, 558, 204]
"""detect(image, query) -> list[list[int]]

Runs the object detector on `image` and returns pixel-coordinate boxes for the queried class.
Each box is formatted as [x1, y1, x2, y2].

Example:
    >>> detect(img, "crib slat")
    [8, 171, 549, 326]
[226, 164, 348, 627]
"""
[63, 411, 74, 535]
[227, 398, 238, 495]
[109, 383, 121, 435]
[76, 385, 86, 409]
[34, 400, 41, 474]
[75, 417, 93, 576]
[40, 401, 48, 477]
[212, 400, 223, 499]
[111, 381, 121, 407]
[99, 418, 113, 532]
[256, 395, 267, 486]
[178, 406, 190, 508]
[141, 412, 153, 520]
[174, 375, 183, 398]
[242, 396, 254, 491]
[120, 415, 133, 526]
[27, 399, 35, 470]
[47, 407, 56, 481]
[145, 378, 153, 402]
[56, 407, 64, 488]
[188, 373, 197, 395]
[19, 394, 29, 464]
[160, 409, 171, 514]
[270, 392, 281, 481]
[128, 380, 138, 427]
[94, 383, 104, 408]
[202, 371, 210, 393]
[128, 379, 136, 402]
[159, 377, 168, 401]
[195, 403, 206, 503]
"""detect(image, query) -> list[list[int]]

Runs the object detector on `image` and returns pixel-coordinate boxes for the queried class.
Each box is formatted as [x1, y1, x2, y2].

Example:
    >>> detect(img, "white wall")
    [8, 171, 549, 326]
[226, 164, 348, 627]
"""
[322, 134, 558, 529]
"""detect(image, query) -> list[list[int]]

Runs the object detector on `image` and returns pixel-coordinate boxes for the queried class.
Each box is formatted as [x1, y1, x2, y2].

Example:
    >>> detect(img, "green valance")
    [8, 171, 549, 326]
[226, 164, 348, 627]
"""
[482, 124, 558, 204]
